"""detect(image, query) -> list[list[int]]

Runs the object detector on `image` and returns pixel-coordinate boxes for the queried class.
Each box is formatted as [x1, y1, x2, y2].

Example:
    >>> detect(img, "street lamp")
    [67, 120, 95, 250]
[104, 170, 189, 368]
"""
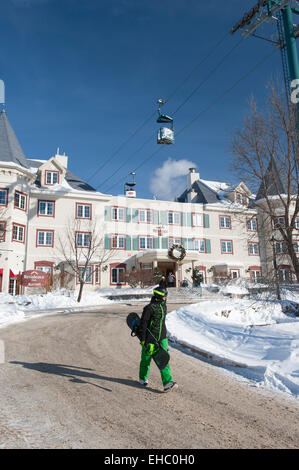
[270, 235, 281, 300]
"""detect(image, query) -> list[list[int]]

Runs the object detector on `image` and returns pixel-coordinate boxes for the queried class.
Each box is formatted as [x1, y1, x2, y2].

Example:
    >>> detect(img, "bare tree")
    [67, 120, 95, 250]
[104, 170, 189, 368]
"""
[231, 84, 299, 282]
[57, 219, 116, 302]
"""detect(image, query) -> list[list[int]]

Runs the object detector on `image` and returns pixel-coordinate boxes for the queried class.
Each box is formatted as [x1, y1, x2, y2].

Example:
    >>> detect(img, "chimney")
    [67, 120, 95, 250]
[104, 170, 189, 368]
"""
[54, 147, 68, 168]
[187, 168, 199, 203]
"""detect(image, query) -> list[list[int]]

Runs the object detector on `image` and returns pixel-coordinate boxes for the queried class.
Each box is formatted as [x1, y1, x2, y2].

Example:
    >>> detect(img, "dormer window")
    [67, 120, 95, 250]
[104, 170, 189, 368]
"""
[236, 192, 248, 205]
[45, 171, 59, 185]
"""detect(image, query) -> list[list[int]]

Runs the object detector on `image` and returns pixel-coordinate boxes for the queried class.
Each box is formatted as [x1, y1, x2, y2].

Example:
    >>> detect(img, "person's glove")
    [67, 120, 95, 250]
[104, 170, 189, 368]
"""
[146, 343, 156, 355]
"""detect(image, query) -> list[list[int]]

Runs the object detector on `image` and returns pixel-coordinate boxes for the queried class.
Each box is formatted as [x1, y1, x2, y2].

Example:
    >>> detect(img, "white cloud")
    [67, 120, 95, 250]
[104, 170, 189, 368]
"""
[149, 158, 196, 201]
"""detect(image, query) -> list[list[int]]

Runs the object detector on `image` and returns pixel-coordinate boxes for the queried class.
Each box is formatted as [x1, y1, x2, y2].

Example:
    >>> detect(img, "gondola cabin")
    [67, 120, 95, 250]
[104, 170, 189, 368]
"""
[156, 99, 174, 145]
[157, 127, 174, 145]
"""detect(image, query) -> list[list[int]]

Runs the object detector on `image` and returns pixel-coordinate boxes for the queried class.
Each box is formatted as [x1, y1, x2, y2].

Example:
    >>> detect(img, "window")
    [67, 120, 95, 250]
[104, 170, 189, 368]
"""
[139, 236, 153, 249]
[295, 217, 299, 229]
[36, 266, 52, 275]
[279, 268, 292, 282]
[111, 267, 125, 284]
[168, 212, 180, 225]
[294, 242, 299, 253]
[111, 235, 126, 249]
[141, 263, 152, 270]
[139, 209, 152, 223]
[230, 269, 239, 279]
[247, 218, 257, 231]
[112, 207, 124, 221]
[38, 200, 55, 217]
[221, 240, 233, 254]
[273, 216, 286, 229]
[37, 230, 54, 247]
[76, 232, 91, 247]
[9, 278, 17, 295]
[0, 221, 6, 241]
[34, 262, 54, 277]
[275, 241, 288, 254]
[192, 213, 204, 227]
[168, 237, 182, 248]
[236, 192, 248, 205]
[194, 239, 206, 252]
[220, 216, 231, 229]
[76, 203, 91, 219]
[251, 269, 262, 280]
[12, 223, 25, 243]
[45, 171, 59, 185]
[95, 266, 100, 284]
[14, 191, 27, 211]
[249, 242, 259, 255]
[78, 266, 93, 284]
[0, 189, 8, 206]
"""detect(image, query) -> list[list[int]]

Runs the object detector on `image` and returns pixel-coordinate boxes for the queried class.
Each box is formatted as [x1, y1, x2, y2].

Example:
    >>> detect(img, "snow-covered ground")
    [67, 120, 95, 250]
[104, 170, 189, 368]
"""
[0, 285, 298, 399]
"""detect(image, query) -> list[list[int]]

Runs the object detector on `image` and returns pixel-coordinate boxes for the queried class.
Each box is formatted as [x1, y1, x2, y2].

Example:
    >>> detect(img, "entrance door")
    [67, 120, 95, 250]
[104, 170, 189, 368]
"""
[157, 262, 176, 287]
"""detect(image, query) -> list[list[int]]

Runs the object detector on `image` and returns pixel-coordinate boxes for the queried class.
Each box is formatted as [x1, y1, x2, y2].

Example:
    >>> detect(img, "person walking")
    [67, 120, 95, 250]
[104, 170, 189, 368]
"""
[167, 271, 175, 287]
[138, 287, 178, 393]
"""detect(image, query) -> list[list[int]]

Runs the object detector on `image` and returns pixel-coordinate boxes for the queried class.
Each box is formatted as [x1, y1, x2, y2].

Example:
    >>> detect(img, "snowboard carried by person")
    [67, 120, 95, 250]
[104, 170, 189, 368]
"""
[126, 287, 178, 393]
[127, 312, 170, 371]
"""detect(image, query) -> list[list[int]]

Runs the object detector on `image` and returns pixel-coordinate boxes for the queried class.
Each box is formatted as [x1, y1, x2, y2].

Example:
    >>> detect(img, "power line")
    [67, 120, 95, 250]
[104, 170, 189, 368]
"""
[98, 33, 241, 191]
[85, 32, 230, 186]
[104, 48, 277, 194]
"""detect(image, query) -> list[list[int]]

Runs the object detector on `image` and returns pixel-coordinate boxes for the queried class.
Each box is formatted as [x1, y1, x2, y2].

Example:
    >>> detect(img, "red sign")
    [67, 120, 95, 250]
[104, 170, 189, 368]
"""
[21, 270, 49, 287]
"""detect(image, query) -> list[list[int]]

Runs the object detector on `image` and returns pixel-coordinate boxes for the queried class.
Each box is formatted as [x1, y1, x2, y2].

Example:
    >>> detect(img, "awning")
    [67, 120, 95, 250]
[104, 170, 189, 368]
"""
[135, 249, 201, 264]
[9, 269, 18, 278]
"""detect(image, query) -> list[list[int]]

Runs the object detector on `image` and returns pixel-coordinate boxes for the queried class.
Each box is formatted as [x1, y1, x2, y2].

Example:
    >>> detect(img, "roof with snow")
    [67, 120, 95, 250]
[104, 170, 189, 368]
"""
[255, 158, 297, 201]
[0, 109, 98, 194]
[0, 109, 30, 169]
[177, 179, 233, 204]
[28, 159, 97, 193]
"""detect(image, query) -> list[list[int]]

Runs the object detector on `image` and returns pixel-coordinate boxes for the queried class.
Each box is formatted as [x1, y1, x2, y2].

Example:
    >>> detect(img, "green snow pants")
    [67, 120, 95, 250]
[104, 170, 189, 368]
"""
[139, 337, 173, 386]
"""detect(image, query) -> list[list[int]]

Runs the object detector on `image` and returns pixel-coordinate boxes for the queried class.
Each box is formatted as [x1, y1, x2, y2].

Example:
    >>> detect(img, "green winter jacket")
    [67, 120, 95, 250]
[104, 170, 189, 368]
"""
[140, 296, 167, 345]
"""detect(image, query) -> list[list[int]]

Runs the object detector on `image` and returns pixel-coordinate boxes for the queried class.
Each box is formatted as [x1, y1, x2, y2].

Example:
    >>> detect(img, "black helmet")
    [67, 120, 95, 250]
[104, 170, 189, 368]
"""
[153, 287, 168, 299]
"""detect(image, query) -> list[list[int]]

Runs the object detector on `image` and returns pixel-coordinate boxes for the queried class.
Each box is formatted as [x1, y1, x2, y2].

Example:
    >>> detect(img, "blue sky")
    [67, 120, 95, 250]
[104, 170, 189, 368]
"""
[0, 0, 286, 199]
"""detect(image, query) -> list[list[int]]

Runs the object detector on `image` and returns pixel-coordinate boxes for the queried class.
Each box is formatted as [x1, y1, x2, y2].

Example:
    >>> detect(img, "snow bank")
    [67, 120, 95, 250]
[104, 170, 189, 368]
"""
[166, 298, 299, 398]
[0, 290, 113, 328]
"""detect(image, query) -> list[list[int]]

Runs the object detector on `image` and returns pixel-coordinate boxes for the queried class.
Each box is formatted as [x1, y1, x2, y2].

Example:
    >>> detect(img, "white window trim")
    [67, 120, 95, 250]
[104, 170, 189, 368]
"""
[37, 230, 54, 246]
[111, 207, 125, 221]
[139, 236, 153, 250]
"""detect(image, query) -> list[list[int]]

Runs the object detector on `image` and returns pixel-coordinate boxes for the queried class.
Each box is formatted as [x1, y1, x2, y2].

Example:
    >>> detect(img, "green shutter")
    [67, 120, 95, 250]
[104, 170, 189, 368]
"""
[133, 236, 139, 250]
[105, 206, 111, 221]
[132, 209, 138, 223]
[105, 234, 111, 249]
[181, 213, 186, 226]
[162, 237, 168, 249]
[126, 235, 131, 250]
[160, 211, 167, 225]
[187, 213, 192, 227]
[154, 237, 160, 249]
[204, 214, 210, 228]
[126, 208, 131, 223]
[205, 239, 211, 253]
[182, 238, 187, 249]
[154, 210, 159, 225]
